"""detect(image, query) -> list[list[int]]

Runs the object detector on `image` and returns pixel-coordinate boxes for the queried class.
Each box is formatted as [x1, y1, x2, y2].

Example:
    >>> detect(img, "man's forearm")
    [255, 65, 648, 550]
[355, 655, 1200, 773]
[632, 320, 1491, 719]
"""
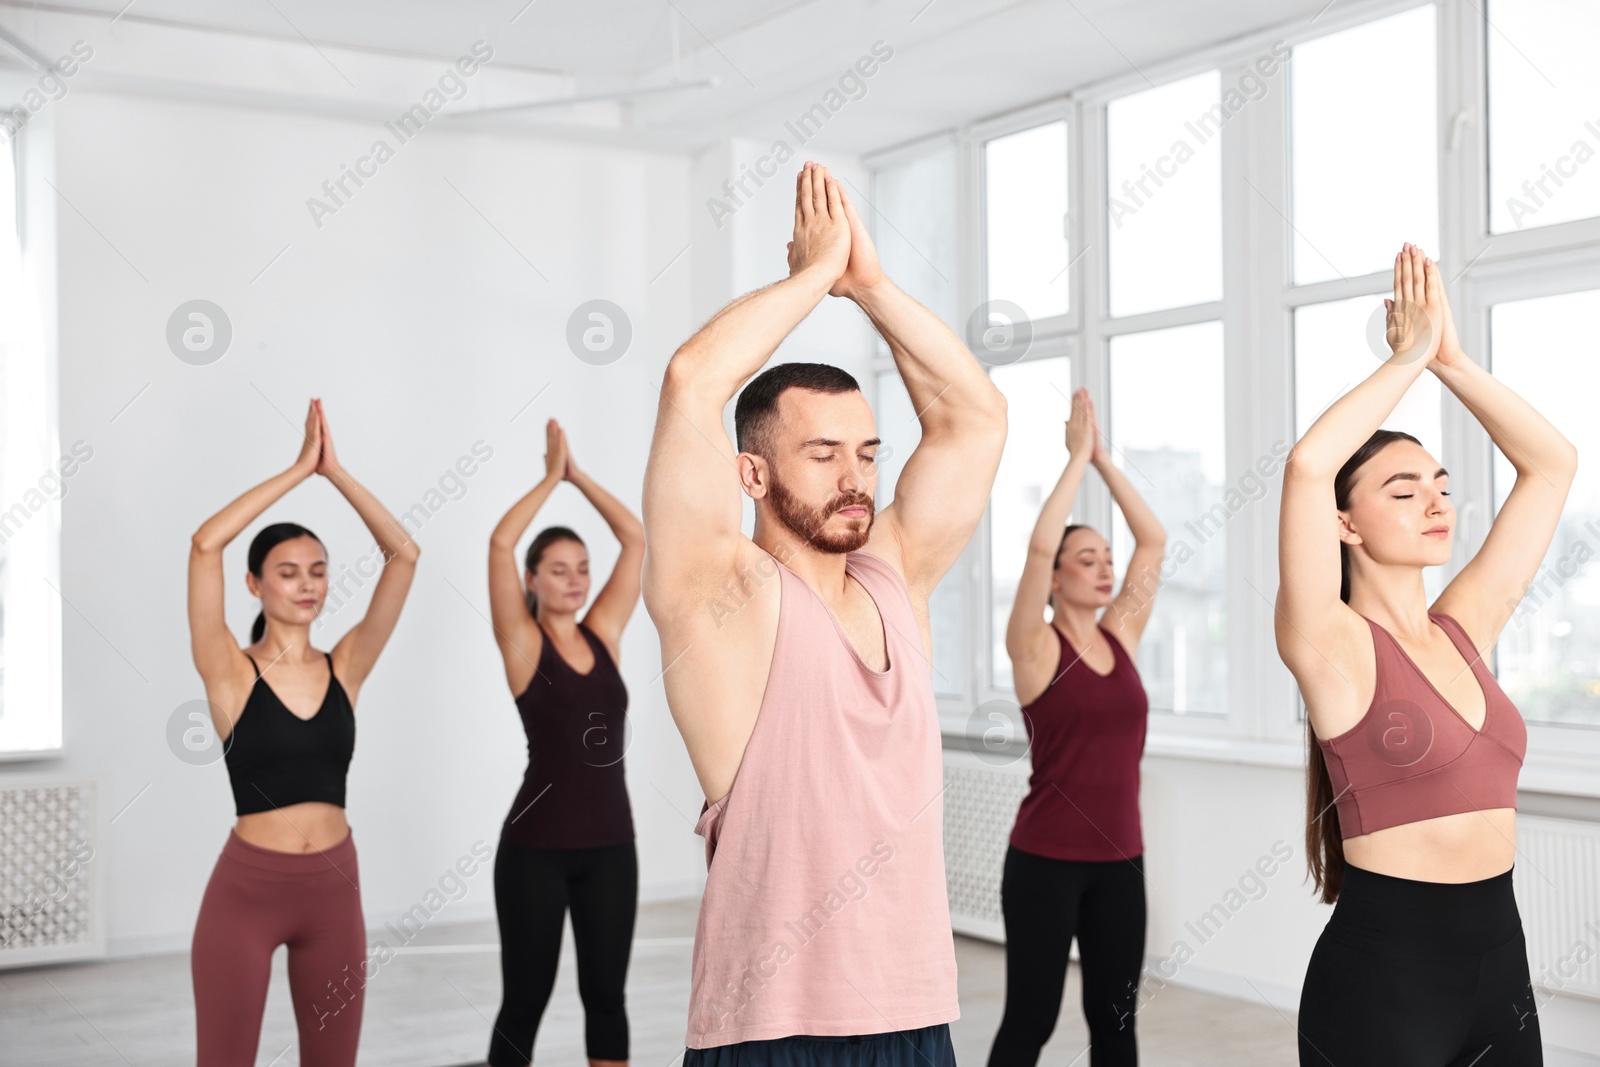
[851, 279, 1000, 429]
[669, 266, 835, 395]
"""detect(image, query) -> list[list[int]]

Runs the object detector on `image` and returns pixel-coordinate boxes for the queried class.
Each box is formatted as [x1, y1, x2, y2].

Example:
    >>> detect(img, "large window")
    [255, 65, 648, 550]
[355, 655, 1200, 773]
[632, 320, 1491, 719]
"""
[1106, 71, 1223, 317]
[1293, 294, 1443, 459]
[1489, 288, 1600, 727]
[867, 0, 1600, 770]
[1109, 323, 1227, 715]
[1290, 5, 1438, 284]
[983, 120, 1069, 324]
[0, 135, 63, 756]
[987, 357, 1071, 693]
[1488, 0, 1600, 233]
[871, 145, 969, 699]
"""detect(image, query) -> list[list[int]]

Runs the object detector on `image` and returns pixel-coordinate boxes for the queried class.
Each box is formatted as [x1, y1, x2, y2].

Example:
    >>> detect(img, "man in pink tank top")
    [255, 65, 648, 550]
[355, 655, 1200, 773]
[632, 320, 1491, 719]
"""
[642, 161, 1007, 1065]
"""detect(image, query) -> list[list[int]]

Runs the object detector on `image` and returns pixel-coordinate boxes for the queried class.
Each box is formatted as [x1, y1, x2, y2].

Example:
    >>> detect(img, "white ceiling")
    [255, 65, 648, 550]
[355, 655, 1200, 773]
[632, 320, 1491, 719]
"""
[0, 0, 1337, 153]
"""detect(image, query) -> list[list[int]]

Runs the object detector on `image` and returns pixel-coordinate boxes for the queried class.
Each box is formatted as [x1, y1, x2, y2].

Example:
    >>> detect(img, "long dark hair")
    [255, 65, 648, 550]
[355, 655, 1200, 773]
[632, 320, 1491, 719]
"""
[1306, 428, 1421, 903]
[524, 526, 585, 617]
[247, 523, 323, 644]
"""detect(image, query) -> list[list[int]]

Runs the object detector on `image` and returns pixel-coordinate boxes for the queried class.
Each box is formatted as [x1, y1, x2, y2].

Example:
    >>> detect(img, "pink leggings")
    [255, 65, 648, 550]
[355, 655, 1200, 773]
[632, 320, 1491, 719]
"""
[191, 828, 366, 1067]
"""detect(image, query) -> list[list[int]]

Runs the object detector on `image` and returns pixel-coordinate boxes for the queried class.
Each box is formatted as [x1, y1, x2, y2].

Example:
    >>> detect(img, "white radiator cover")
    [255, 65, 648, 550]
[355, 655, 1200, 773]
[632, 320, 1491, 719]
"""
[942, 750, 1030, 942]
[1515, 814, 1600, 1001]
[0, 777, 104, 968]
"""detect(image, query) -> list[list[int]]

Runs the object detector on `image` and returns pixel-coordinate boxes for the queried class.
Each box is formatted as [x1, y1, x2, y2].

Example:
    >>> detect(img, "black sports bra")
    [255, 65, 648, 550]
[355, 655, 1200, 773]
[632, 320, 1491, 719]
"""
[223, 651, 356, 817]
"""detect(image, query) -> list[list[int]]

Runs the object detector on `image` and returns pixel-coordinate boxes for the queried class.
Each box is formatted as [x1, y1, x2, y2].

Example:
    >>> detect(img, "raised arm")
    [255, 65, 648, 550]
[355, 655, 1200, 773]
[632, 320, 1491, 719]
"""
[487, 419, 567, 688]
[1089, 392, 1167, 647]
[1276, 245, 1439, 704]
[642, 163, 850, 616]
[1006, 388, 1094, 677]
[565, 431, 645, 657]
[188, 401, 320, 693]
[832, 181, 1007, 596]
[316, 401, 420, 694]
[1427, 279, 1577, 648]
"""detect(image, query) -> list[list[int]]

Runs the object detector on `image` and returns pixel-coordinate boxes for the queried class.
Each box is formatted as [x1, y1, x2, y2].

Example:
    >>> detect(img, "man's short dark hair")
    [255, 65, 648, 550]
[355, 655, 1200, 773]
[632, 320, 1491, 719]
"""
[734, 362, 861, 458]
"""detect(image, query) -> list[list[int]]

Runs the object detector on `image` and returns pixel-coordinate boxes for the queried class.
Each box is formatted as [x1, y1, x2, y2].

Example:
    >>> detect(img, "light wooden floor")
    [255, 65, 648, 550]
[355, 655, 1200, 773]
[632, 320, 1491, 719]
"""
[0, 897, 1297, 1066]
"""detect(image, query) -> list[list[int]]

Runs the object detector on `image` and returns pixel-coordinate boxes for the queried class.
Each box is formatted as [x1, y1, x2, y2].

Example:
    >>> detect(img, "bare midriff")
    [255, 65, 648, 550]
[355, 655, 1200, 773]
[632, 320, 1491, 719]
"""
[1342, 807, 1516, 883]
[234, 802, 350, 853]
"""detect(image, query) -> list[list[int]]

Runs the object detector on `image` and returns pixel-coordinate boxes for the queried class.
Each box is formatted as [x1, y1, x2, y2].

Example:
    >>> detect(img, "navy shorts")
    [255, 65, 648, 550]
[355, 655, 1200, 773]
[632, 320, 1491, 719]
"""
[684, 1023, 956, 1067]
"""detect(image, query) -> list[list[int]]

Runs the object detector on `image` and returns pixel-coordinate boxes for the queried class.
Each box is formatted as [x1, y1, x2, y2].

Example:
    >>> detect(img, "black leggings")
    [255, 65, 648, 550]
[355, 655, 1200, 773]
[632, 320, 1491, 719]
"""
[488, 837, 638, 1066]
[1298, 862, 1543, 1066]
[987, 846, 1146, 1067]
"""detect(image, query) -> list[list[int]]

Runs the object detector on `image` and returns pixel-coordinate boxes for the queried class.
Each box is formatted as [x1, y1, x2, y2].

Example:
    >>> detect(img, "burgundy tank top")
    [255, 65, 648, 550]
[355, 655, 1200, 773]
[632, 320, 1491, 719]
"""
[501, 620, 634, 849]
[1316, 611, 1525, 839]
[1009, 622, 1149, 862]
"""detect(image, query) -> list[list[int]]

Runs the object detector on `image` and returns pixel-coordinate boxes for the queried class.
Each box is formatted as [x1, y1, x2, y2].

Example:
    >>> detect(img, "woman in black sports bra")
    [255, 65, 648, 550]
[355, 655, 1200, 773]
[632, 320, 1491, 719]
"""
[482, 418, 645, 1067]
[186, 398, 419, 1067]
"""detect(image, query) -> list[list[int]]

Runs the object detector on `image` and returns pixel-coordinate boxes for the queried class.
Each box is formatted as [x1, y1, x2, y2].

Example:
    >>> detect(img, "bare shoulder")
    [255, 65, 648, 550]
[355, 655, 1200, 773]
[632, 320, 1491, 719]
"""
[1284, 604, 1377, 740]
[653, 535, 784, 801]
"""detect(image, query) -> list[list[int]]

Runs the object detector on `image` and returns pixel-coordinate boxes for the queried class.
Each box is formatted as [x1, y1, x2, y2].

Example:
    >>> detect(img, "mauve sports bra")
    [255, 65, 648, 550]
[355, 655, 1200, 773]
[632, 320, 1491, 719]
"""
[1316, 611, 1526, 840]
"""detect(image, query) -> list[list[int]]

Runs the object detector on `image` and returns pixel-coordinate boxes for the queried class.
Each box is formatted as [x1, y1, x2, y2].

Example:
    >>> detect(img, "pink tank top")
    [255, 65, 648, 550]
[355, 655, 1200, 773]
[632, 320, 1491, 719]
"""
[685, 548, 961, 1049]
[1316, 611, 1526, 839]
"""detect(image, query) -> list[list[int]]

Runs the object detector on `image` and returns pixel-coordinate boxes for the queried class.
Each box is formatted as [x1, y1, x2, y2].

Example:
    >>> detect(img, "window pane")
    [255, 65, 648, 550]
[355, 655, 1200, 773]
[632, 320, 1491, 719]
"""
[1488, 0, 1600, 233]
[1490, 289, 1600, 727]
[873, 143, 961, 329]
[1293, 295, 1444, 610]
[1109, 322, 1226, 716]
[1293, 294, 1443, 459]
[988, 357, 1072, 694]
[984, 121, 1069, 322]
[875, 371, 968, 698]
[1107, 70, 1223, 316]
[1292, 6, 1438, 284]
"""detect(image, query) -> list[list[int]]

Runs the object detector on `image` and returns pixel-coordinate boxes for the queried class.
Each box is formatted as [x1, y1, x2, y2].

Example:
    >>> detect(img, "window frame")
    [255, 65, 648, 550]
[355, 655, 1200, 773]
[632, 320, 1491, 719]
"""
[863, 0, 1600, 795]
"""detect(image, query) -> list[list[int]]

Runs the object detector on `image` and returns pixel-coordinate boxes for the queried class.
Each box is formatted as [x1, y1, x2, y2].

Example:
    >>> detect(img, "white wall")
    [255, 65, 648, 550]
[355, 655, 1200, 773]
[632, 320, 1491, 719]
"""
[39, 87, 706, 953]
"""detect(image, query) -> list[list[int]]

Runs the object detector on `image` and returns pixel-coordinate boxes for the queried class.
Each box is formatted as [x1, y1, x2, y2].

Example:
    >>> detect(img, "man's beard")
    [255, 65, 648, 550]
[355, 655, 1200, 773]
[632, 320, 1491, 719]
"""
[767, 478, 875, 554]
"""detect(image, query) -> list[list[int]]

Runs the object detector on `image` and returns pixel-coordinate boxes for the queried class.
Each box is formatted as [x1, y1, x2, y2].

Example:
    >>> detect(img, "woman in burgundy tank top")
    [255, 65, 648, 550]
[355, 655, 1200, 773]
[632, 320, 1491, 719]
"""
[1278, 244, 1572, 1064]
[987, 388, 1166, 1067]
[483, 419, 644, 1067]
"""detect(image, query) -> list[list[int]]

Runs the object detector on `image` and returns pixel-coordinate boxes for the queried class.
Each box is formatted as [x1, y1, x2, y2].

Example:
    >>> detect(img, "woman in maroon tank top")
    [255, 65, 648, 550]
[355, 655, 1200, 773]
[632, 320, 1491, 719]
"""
[1278, 244, 1573, 1064]
[987, 387, 1166, 1067]
[483, 418, 644, 1067]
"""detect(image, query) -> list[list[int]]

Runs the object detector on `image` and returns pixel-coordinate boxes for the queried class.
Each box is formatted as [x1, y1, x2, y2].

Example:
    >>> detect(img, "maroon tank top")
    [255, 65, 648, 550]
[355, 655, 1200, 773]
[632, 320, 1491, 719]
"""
[501, 620, 634, 849]
[1316, 611, 1525, 839]
[1009, 622, 1149, 862]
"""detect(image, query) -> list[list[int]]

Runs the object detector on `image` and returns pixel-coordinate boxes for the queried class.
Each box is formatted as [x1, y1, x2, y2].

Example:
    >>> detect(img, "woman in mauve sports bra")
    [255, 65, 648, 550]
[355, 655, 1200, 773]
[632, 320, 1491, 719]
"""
[187, 398, 419, 1067]
[988, 386, 1165, 1067]
[482, 418, 645, 1067]
[1276, 244, 1575, 1066]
